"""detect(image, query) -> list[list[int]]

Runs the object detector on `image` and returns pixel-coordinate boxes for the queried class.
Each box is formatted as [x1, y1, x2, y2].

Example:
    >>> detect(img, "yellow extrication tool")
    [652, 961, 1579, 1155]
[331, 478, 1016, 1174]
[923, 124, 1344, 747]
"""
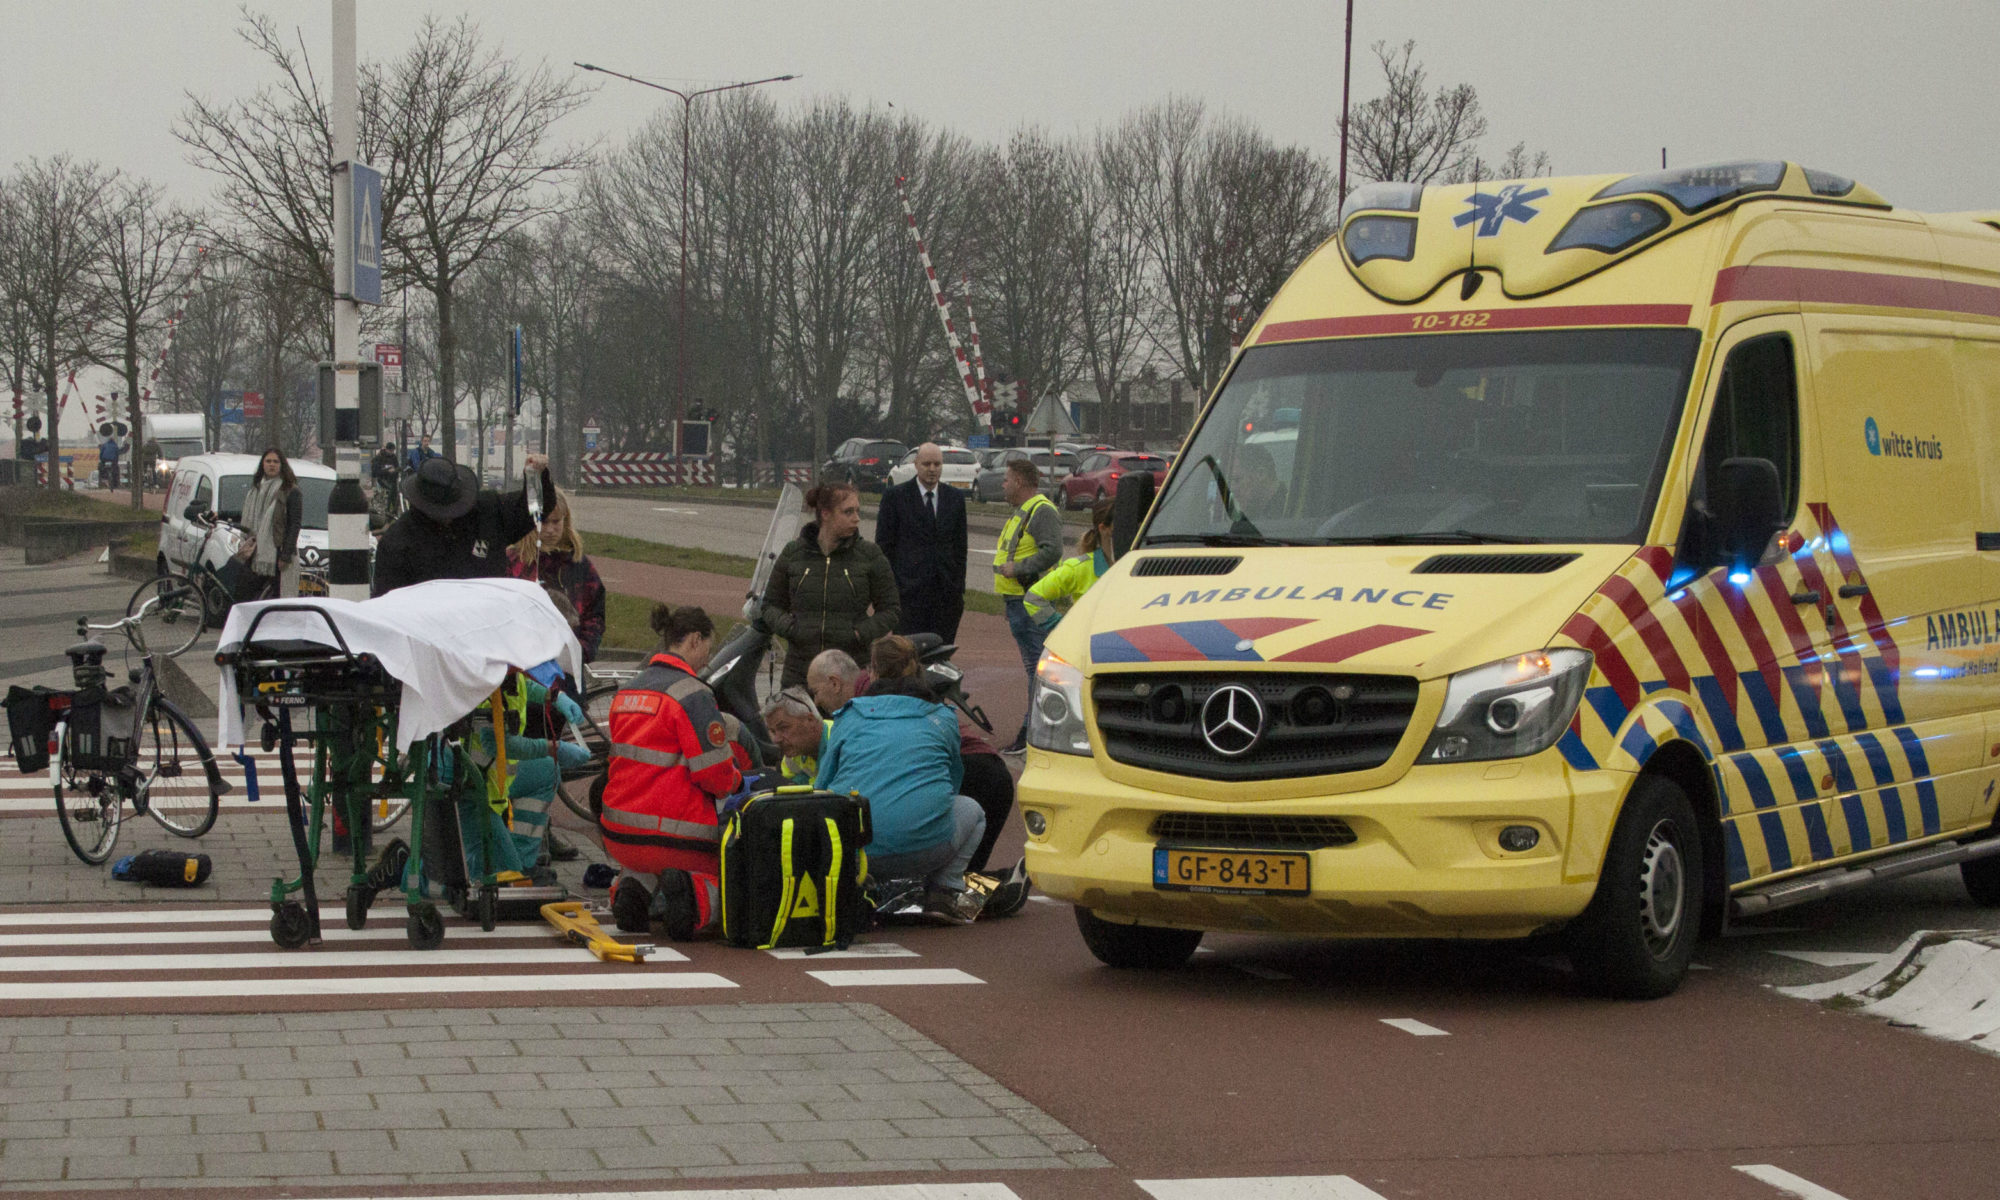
[541, 900, 654, 963]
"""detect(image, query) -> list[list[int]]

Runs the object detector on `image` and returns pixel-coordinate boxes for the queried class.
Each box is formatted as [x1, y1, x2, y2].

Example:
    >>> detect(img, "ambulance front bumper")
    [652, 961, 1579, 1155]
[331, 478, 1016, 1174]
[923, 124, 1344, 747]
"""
[1016, 749, 1623, 938]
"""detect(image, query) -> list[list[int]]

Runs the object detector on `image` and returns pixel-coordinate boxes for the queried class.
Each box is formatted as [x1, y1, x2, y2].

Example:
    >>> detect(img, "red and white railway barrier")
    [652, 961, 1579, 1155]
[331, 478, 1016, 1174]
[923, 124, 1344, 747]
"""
[896, 175, 989, 426]
[579, 453, 716, 487]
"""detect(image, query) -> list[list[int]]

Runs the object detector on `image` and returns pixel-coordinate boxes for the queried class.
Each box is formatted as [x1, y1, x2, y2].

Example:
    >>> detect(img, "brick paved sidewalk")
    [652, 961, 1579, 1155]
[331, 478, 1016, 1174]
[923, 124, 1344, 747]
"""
[0, 1002, 1106, 1190]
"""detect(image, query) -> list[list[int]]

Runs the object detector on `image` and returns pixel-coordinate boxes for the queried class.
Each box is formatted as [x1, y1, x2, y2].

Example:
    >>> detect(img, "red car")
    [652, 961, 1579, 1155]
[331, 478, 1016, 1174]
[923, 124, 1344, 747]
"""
[1060, 450, 1170, 509]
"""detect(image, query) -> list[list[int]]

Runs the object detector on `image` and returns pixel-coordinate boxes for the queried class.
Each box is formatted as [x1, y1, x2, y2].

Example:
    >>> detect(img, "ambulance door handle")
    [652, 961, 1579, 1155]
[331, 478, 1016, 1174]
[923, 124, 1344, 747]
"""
[1837, 584, 1871, 599]
[1789, 590, 1822, 606]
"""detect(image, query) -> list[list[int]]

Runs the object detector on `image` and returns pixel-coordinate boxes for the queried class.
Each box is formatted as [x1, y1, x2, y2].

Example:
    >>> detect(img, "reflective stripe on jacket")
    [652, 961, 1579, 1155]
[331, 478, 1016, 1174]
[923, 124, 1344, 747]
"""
[1023, 548, 1108, 628]
[994, 493, 1058, 597]
[599, 653, 743, 874]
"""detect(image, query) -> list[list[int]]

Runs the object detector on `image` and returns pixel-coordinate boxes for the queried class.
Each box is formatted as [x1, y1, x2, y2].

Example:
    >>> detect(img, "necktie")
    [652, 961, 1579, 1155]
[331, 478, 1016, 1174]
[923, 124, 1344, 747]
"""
[926, 490, 936, 519]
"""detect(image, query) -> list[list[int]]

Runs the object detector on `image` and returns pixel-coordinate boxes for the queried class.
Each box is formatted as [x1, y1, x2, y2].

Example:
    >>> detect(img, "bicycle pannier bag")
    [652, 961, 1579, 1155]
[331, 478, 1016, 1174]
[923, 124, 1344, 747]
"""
[4, 685, 62, 774]
[720, 787, 870, 951]
[66, 686, 139, 774]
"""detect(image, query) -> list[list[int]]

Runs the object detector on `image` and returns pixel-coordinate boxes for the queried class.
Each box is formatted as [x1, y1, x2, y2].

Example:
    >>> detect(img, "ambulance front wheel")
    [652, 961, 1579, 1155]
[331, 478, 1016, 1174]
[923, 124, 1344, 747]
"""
[1565, 774, 1703, 1000]
[1961, 853, 2000, 906]
[1075, 906, 1203, 969]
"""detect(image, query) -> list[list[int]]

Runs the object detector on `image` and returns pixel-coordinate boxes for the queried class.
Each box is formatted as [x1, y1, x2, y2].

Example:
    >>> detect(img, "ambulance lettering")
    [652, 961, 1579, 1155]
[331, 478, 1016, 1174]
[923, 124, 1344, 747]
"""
[1141, 587, 1453, 611]
[1925, 608, 2000, 651]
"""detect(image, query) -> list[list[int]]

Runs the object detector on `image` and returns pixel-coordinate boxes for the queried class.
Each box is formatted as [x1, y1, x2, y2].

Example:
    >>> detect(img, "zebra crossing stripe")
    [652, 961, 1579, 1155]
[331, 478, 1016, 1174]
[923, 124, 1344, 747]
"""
[806, 968, 983, 987]
[0, 972, 736, 1001]
[0, 948, 679, 972]
[1734, 1164, 1854, 1199]
[313, 1186, 1021, 1200]
[1138, 1177, 1391, 1199]
[0, 926, 583, 948]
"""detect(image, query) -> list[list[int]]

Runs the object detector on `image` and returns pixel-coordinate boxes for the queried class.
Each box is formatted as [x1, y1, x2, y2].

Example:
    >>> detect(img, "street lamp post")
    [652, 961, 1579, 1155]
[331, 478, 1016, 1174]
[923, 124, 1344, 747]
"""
[575, 64, 795, 465]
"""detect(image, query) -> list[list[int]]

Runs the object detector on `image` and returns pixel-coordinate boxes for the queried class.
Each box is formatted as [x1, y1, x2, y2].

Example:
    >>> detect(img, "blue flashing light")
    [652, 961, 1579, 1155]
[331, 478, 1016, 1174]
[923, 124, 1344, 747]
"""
[1828, 529, 1852, 556]
[1343, 216, 1418, 266]
[1546, 198, 1671, 255]
[1596, 160, 1786, 215]
[1727, 570, 1753, 586]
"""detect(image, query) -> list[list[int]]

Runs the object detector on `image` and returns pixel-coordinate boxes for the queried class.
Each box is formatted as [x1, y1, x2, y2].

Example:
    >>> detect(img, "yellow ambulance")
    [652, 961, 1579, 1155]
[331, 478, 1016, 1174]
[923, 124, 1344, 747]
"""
[1018, 160, 2000, 997]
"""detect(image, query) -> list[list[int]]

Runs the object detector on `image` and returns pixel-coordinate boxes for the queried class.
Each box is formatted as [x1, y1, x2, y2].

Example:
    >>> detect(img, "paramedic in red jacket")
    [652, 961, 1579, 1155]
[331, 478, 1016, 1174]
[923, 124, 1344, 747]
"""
[603, 605, 744, 940]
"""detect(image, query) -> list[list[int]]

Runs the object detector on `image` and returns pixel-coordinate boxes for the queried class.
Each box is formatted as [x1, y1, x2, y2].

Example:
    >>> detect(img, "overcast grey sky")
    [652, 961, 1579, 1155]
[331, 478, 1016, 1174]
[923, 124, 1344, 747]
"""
[4, 0, 1998, 213]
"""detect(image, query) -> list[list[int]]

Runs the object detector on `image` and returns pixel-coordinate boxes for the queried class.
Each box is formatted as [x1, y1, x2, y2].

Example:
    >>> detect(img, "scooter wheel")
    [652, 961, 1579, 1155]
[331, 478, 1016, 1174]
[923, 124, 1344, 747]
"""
[271, 901, 314, 949]
[477, 887, 499, 932]
[344, 886, 371, 931]
[406, 900, 445, 950]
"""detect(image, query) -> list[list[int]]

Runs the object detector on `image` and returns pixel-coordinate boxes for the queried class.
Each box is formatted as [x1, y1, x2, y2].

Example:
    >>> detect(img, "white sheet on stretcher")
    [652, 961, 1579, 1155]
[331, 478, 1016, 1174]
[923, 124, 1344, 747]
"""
[215, 577, 585, 751]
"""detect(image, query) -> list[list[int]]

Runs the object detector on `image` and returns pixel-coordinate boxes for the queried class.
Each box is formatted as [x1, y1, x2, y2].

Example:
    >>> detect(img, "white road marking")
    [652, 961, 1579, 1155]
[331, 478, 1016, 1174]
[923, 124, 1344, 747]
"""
[806, 968, 984, 987]
[1734, 1164, 1853, 1199]
[1231, 964, 1292, 980]
[0, 906, 355, 926]
[1026, 894, 1057, 904]
[649, 506, 700, 516]
[314, 1185, 1022, 1200]
[1138, 1176, 1390, 1199]
[766, 942, 917, 959]
[0, 926, 594, 948]
[0, 971, 737, 1000]
[1379, 1018, 1449, 1037]
[1769, 950, 1887, 968]
[0, 947, 680, 972]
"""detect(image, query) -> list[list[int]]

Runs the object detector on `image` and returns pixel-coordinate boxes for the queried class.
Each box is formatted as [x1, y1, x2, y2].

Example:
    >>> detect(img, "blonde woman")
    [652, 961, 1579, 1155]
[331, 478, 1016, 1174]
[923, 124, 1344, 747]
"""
[506, 487, 606, 662]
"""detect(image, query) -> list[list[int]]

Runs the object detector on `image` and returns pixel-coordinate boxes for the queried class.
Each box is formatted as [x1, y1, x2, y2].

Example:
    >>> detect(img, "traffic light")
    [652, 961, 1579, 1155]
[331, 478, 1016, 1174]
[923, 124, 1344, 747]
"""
[1002, 409, 1023, 432]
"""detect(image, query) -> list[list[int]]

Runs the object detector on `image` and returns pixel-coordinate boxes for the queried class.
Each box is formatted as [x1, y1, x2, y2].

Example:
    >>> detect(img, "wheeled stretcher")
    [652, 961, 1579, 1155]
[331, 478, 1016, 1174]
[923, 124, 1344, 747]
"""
[215, 580, 586, 950]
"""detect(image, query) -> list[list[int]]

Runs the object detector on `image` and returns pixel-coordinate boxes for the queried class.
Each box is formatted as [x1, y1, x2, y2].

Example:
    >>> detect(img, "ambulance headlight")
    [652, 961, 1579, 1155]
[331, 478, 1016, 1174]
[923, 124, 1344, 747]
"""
[1027, 650, 1091, 756]
[1422, 649, 1592, 764]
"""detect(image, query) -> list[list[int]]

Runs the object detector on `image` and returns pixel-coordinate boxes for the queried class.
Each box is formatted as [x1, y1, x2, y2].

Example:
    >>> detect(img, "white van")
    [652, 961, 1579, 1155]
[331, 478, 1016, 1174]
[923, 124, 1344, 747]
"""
[158, 454, 339, 581]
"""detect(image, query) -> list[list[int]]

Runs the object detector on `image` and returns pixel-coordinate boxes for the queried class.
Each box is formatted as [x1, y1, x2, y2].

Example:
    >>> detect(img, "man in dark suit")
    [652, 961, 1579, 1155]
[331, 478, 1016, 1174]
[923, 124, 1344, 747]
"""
[874, 441, 968, 643]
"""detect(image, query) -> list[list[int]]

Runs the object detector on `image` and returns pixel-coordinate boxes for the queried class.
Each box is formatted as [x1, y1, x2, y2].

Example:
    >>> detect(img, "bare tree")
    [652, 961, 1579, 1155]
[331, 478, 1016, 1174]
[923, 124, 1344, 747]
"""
[1071, 128, 1152, 438]
[1347, 40, 1488, 187]
[379, 15, 592, 462]
[6, 157, 118, 489]
[161, 252, 251, 441]
[971, 129, 1087, 424]
[778, 99, 892, 464]
[89, 180, 204, 505]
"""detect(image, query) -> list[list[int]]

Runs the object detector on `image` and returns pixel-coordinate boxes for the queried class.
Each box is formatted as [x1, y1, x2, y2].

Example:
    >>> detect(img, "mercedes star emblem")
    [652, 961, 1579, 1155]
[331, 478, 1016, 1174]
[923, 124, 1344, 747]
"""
[1199, 684, 1265, 757]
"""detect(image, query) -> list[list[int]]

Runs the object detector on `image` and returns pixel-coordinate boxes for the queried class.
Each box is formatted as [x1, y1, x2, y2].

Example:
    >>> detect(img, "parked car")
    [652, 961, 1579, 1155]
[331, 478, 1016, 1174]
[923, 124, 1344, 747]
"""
[972, 448, 1078, 503]
[1060, 450, 1169, 509]
[821, 437, 909, 492]
[158, 453, 341, 583]
[886, 445, 981, 488]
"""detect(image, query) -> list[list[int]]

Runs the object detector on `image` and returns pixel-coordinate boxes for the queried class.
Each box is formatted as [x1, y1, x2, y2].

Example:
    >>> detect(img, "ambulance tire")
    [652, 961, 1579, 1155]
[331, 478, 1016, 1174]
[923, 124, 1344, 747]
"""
[1075, 906, 1203, 969]
[1961, 852, 2000, 907]
[1566, 774, 1703, 1000]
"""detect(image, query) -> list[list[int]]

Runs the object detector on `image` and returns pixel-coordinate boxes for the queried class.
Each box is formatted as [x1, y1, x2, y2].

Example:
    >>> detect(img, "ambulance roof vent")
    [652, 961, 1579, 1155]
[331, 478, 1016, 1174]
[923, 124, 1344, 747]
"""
[1130, 555, 1242, 578]
[1411, 552, 1580, 575]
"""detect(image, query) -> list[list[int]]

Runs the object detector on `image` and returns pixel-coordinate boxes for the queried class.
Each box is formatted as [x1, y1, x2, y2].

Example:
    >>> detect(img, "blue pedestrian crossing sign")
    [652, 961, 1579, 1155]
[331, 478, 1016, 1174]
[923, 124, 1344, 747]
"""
[342, 161, 384, 306]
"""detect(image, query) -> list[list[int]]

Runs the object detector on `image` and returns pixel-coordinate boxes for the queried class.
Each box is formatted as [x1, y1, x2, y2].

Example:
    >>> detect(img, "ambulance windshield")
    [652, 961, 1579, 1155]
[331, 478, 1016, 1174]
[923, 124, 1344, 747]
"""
[1145, 328, 1700, 547]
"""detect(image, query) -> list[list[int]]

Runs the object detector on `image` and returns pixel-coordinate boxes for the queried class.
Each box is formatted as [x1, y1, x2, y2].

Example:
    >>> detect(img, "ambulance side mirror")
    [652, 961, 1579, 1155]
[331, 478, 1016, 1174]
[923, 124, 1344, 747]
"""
[1713, 456, 1784, 569]
[1111, 472, 1157, 561]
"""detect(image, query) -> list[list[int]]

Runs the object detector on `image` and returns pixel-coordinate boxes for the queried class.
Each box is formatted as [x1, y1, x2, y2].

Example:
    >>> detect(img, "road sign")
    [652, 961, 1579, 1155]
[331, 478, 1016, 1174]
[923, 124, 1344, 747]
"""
[336, 160, 384, 306]
[242, 391, 265, 419]
[583, 424, 601, 451]
[219, 389, 244, 426]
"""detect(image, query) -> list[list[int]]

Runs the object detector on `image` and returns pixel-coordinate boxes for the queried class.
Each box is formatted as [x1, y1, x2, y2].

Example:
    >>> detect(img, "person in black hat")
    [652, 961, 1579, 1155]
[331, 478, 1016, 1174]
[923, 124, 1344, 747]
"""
[371, 452, 555, 596]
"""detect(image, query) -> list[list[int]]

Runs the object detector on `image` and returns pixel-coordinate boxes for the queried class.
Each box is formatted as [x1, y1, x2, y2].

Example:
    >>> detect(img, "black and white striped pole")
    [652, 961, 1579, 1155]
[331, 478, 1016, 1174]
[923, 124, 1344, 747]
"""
[327, 0, 381, 600]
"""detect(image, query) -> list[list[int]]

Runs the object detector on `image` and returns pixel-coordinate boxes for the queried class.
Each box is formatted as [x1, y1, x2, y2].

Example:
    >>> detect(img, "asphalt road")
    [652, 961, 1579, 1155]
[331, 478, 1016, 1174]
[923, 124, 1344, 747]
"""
[567, 490, 1055, 599]
[3, 544, 2000, 1199]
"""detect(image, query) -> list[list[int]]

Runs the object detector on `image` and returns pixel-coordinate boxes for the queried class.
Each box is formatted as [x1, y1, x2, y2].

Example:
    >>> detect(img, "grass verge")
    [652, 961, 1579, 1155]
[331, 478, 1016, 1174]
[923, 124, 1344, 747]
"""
[0, 484, 150, 521]
[604, 590, 740, 653]
[588, 532, 758, 578]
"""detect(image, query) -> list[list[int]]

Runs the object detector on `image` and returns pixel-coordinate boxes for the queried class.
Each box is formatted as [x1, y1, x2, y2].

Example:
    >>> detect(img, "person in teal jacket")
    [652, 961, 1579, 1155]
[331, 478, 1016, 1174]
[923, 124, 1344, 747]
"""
[456, 676, 592, 878]
[816, 656, 987, 924]
[1023, 498, 1116, 631]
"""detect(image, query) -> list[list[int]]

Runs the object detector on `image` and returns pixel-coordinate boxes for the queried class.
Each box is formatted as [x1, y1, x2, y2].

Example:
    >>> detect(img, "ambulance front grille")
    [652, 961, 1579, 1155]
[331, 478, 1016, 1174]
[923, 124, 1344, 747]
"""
[1092, 671, 1418, 782]
[1149, 812, 1357, 849]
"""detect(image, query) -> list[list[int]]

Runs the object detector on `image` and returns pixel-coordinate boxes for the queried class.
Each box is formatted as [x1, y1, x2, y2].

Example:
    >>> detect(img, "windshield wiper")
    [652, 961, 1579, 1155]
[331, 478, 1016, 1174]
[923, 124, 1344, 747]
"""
[1314, 530, 1533, 546]
[1143, 532, 1295, 548]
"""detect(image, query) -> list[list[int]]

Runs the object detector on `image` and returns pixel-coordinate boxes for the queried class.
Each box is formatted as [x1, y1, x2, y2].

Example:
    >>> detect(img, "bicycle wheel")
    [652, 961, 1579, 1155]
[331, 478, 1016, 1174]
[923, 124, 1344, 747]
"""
[54, 764, 123, 865]
[370, 796, 411, 833]
[126, 573, 206, 659]
[557, 682, 619, 822]
[138, 698, 221, 838]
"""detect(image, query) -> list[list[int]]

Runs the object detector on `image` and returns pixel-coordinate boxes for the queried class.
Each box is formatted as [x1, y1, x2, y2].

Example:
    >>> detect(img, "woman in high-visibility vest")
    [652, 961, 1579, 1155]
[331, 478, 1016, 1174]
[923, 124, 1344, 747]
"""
[1023, 498, 1117, 631]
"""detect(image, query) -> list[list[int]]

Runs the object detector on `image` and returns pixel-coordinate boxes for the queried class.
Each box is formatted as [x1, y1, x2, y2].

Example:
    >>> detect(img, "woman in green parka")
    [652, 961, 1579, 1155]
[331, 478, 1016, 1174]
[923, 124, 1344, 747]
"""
[760, 480, 901, 688]
[1024, 498, 1117, 631]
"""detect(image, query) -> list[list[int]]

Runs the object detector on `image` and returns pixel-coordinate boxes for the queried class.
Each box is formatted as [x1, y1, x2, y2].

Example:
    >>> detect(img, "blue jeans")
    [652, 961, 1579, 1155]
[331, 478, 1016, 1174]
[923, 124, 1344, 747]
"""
[866, 795, 987, 893]
[1004, 596, 1046, 743]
